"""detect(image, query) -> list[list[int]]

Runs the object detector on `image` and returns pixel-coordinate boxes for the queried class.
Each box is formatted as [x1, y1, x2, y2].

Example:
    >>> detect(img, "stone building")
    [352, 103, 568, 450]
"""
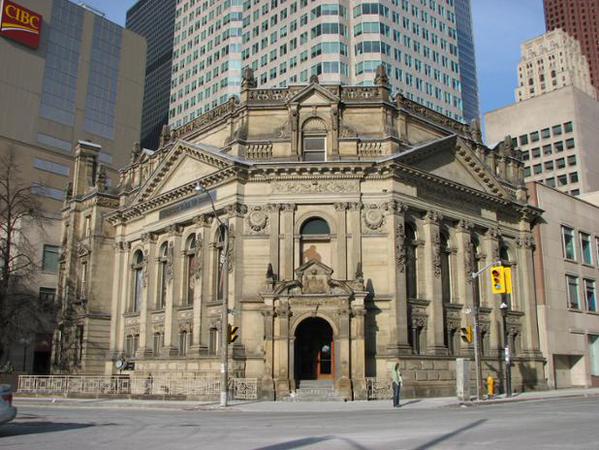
[55, 68, 545, 399]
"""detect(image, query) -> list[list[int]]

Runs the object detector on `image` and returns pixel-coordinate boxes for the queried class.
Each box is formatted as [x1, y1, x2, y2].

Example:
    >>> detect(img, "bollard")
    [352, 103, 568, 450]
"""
[486, 375, 495, 398]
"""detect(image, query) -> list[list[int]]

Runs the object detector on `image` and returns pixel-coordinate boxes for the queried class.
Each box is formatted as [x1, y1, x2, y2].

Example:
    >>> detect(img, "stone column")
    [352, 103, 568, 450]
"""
[109, 239, 129, 370]
[350, 303, 367, 399]
[347, 202, 362, 280]
[422, 211, 446, 354]
[162, 226, 182, 356]
[273, 302, 291, 397]
[516, 231, 542, 357]
[138, 233, 158, 358]
[336, 305, 352, 399]
[483, 228, 501, 353]
[260, 306, 275, 400]
[192, 215, 211, 353]
[455, 220, 473, 353]
[280, 204, 296, 281]
[198, 216, 213, 351]
[267, 204, 282, 279]
[387, 201, 411, 354]
[334, 203, 348, 279]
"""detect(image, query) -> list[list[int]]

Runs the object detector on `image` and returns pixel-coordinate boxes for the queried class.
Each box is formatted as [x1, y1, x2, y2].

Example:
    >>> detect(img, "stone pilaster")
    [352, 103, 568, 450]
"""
[483, 228, 501, 353]
[347, 202, 362, 280]
[110, 238, 129, 367]
[336, 305, 352, 399]
[273, 302, 291, 397]
[139, 232, 158, 356]
[162, 226, 182, 356]
[387, 200, 411, 354]
[515, 231, 542, 357]
[334, 203, 349, 279]
[196, 215, 213, 351]
[422, 211, 446, 355]
[280, 204, 296, 281]
[267, 204, 282, 280]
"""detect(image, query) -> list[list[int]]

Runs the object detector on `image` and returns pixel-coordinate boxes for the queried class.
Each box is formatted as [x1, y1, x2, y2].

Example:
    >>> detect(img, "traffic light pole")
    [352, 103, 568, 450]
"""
[196, 183, 229, 407]
[470, 260, 501, 401]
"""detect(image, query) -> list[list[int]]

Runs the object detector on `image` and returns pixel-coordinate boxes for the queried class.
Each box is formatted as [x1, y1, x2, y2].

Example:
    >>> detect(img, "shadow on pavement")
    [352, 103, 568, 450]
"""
[253, 435, 370, 450]
[0, 421, 117, 438]
[411, 418, 487, 450]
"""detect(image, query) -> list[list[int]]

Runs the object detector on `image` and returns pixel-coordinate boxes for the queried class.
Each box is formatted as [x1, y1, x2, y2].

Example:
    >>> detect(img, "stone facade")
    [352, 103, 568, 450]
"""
[55, 70, 545, 399]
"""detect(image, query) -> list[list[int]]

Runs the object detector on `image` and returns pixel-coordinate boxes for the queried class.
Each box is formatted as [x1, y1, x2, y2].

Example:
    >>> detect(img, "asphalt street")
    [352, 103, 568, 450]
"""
[1, 397, 598, 450]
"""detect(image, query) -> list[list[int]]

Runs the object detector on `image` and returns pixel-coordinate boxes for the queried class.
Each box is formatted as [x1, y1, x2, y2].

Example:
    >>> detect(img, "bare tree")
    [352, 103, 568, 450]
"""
[0, 149, 57, 364]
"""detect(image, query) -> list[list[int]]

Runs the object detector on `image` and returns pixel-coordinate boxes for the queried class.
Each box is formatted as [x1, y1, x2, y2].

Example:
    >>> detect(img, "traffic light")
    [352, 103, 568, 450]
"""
[460, 326, 473, 344]
[227, 324, 239, 344]
[491, 266, 506, 294]
[504, 267, 513, 295]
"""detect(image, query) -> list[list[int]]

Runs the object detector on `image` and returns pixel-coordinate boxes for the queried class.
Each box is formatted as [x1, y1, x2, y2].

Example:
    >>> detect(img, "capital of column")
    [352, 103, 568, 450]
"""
[384, 200, 408, 215]
[194, 214, 214, 227]
[424, 210, 442, 226]
[280, 203, 296, 213]
[225, 202, 248, 218]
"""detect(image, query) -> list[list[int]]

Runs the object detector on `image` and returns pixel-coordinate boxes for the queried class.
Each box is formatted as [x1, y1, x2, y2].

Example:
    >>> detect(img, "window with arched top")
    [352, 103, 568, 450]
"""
[300, 217, 331, 265]
[157, 242, 168, 309]
[302, 118, 327, 162]
[184, 234, 197, 306]
[131, 250, 144, 313]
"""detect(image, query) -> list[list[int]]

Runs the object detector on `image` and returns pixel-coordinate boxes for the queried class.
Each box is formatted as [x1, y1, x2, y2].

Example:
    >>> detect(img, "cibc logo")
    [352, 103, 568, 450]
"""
[0, 0, 42, 49]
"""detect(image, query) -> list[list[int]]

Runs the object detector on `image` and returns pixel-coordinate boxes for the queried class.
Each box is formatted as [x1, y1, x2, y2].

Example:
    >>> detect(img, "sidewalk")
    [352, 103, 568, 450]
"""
[13, 387, 599, 412]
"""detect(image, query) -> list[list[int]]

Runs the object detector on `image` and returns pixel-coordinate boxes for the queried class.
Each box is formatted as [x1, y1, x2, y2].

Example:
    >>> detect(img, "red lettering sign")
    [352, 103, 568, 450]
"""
[0, 0, 42, 49]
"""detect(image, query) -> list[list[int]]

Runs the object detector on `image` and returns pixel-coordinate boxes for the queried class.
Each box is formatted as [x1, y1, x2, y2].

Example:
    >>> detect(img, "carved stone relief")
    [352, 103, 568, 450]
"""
[246, 206, 269, 233]
[271, 180, 359, 194]
[362, 204, 385, 231]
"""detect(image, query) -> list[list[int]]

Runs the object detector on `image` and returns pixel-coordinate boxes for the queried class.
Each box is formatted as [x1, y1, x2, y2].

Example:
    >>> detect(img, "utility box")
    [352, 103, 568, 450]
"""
[456, 358, 470, 401]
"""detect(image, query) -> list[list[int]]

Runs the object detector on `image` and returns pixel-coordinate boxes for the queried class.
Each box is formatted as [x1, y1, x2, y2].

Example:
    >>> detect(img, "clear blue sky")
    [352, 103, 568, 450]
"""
[81, 0, 546, 117]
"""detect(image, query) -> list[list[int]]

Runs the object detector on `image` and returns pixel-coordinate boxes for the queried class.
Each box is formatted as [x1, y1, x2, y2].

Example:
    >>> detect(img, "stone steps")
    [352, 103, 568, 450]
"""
[284, 380, 346, 402]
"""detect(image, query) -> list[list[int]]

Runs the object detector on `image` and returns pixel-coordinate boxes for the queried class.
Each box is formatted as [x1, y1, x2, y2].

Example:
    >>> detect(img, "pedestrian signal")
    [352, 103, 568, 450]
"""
[228, 324, 239, 344]
[460, 326, 473, 344]
[491, 266, 506, 294]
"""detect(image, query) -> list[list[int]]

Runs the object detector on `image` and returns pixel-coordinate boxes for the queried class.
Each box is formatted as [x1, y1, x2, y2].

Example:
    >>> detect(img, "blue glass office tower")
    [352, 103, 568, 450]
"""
[454, 0, 480, 122]
[126, 0, 176, 150]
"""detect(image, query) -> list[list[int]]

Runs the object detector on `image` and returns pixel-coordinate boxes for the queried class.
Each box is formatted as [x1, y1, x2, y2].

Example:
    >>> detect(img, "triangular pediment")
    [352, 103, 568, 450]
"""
[132, 140, 245, 205]
[289, 83, 340, 105]
[396, 136, 511, 198]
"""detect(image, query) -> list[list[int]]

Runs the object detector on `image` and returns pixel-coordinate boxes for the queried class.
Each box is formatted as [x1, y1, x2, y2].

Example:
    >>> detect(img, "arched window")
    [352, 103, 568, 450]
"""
[405, 223, 418, 299]
[131, 250, 144, 313]
[157, 242, 168, 309]
[179, 330, 189, 356]
[185, 234, 197, 306]
[152, 331, 163, 355]
[300, 217, 331, 265]
[440, 232, 452, 303]
[215, 225, 227, 301]
[302, 118, 327, 162]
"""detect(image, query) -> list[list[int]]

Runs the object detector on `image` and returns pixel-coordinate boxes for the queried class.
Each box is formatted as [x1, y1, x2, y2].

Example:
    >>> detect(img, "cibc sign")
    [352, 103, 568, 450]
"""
[0, 0, 42, 49]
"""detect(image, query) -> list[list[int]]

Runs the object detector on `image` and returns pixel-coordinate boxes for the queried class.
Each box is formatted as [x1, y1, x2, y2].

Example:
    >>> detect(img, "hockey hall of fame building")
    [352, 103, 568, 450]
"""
[55, 68, 546, 400]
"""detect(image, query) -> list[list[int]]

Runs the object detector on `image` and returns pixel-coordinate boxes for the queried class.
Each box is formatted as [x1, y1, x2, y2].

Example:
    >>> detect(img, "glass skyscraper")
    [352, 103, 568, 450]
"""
[127, 0, 177, 150]
[169, 0, 477, 129]
[454, 0, 479, 122]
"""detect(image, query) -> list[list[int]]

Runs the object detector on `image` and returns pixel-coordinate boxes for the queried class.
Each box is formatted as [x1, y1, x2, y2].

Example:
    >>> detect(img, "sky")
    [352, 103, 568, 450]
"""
[80, 0, 547, 118]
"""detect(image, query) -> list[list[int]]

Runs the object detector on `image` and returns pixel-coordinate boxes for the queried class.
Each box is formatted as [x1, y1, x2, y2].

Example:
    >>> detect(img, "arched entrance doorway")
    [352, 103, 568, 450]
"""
[294, 317, 334, 381]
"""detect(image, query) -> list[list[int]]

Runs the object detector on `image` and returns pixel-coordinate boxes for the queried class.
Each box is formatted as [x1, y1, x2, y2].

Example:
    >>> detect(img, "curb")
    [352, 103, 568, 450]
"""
[457, 391, 599, 407]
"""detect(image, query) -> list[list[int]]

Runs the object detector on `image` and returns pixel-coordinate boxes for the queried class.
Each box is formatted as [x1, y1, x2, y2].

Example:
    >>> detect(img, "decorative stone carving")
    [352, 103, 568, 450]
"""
[395, 223, 406, 271]
[272, 180, 359, 194]
[142, 249, 149, 287]
[432, 232, 442, 278]
[226, 203, 248, 218]
[165, 241, 175, 283]
[247, 206, 269, 233]
[334, 202, 349, 212]
[424, 210, 442, 225]
[374, 64, 389, 86]
[241, 67, 257, 89]
[516, 233, 535, 249]
[275, 302, 291, 319]
[363, 204, 385, 231]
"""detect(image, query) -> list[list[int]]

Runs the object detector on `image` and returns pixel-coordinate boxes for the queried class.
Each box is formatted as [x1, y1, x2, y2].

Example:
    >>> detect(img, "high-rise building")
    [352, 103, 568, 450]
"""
[169, 0, 475, 129]
[0, 0, 145, 375]
[126, 0, 177, 150]
[486, 86, 599, 197]
[454, 0, 479, 122]
[516, 30, 596, 102]
[544, 0, 599, 92]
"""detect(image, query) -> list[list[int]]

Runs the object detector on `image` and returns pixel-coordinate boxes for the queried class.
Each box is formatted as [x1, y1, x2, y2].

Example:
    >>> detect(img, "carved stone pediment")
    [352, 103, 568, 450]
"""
[296, 259, 334, 294]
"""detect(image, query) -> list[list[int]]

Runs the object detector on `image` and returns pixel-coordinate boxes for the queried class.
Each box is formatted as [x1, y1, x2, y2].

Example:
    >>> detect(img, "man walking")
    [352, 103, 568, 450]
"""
[392, 362, 403, 408]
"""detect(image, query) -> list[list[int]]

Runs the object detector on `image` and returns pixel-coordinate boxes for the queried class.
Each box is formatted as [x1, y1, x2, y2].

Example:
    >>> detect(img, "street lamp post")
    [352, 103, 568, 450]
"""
[195, 183, 229, 407]
[500, 301, 512, 398]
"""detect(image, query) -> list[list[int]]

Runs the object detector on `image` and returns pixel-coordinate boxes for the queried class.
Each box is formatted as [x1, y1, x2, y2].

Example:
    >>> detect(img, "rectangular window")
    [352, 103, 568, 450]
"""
[580, 232, 593, 265]
[566, 138, 575, 149]
[564, 121, 573, 133]
[303, 136, 326, 162]
[533, 164, 542, 175]
[585, 279, 597, 312]
[542, 145, 552, 156]
[567, 155, 577, 166]
[519, 134, 528, 146]
[531, 147, 541, 158]
[567, 275, 580, 309]
[42, 245, 60, 273]
[541, 128, 550, 139]
[34, 158, 70, 177]
[545, 177, 556, 187]
[552, 124, 562, 136]
[39, 287, 56, 303]
[554, 141, 564, 152]
[558, 174, 568, 186]
[562, 226, 576, 260]
[530, 131, 539, 142]
[570, 172, 579, 183]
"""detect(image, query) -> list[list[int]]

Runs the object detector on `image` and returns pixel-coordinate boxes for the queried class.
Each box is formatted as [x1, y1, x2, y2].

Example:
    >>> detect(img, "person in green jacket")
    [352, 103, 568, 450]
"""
[391, 362, 403, 408]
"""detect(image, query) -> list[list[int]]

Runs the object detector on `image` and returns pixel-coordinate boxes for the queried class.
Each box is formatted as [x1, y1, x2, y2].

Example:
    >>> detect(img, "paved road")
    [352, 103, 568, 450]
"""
[1, 397, 598, 449]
